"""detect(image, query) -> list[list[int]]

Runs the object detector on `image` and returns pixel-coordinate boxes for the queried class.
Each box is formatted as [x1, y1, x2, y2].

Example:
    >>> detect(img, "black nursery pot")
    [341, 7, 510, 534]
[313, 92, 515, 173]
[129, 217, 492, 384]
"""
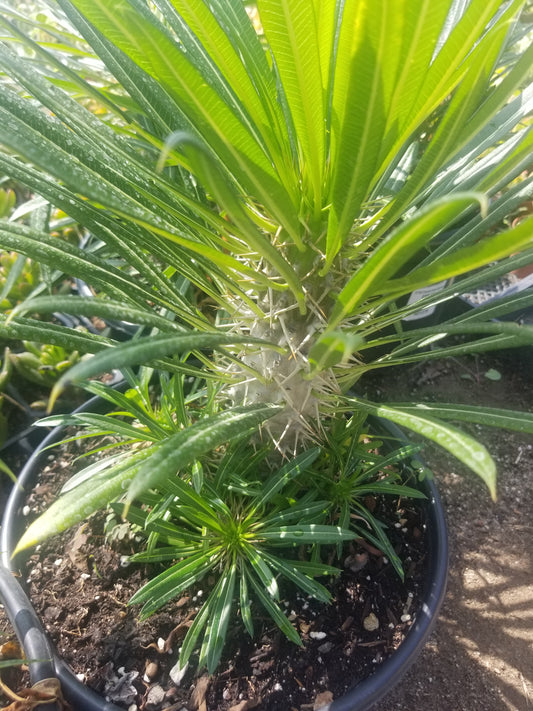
[0, 394, 125, 711]
[0, 411, 448, 711]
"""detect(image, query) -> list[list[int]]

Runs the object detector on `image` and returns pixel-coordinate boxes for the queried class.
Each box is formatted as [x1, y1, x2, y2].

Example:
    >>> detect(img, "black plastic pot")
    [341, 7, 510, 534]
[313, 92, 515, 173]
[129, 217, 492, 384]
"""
[0, 412, 448, 711]
[0, 394, 124, 711]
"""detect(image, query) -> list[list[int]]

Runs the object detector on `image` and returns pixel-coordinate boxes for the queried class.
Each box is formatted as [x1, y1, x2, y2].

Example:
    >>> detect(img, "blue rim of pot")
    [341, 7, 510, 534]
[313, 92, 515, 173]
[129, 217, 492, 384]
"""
[0, 402, 448, 711]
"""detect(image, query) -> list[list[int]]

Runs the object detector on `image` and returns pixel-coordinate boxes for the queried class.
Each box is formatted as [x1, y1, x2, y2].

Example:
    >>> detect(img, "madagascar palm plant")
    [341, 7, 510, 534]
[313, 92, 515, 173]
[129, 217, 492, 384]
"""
[0, 0, 533, 668]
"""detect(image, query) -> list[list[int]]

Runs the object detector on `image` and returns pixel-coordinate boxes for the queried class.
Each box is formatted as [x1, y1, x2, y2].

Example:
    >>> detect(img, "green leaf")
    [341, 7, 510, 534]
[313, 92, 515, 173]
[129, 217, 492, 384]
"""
[12, 446, 153, 554]
[143, 519, 203, 544]
[247, 569, 302, 646]
[346, 396, 497, 500]
[382, 214, 533, 297]
[0, 458, 17, 485]
[128, 546, 198, 563]
[260, 551, 332, 604]
[330, 193, 486, 327]
[288, 559, 341, 578]
[178, 598, 212, 669]
[326, 0, 388, 264]
[416, 173, 533, 266]
[130, 549, 221, 617]
[258, 0, 326, 214]
[261, 500, 331, 528]
[0, 658, 49, 669]
[239, 568, 254, 638]
[157, 131, 304, 304]
[351, 481, 426, 500]
[360, 323, 533, 359]
[379, 0, 450, 156]
[388, 402, 533, 435]
[373, 0, 525, 236]
[351, 504, 405, 579]
[35, 413, 161, 442]
[0, 221, 160, 309]
[9, 296, 184, 334]
[243, 544, 279, 600]
[13, 405, 281, 554]
[0, 84, 275, 293]
[203, 561, 237, 673]
[125, 403, 282, 504]
[162, 0, 287, 171]
[308, 330, 366, 375]
[67, 0, 301, 240]
[0, 314, 113, 356]
[258, 524, 356, 545]
[49, 332, 275, 407]
[252, 446, 321, 512]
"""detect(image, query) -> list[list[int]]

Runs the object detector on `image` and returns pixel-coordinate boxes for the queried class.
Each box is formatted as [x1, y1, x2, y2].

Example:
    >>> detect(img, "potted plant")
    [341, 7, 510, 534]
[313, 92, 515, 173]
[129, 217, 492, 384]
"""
[0, 0, 532, 708]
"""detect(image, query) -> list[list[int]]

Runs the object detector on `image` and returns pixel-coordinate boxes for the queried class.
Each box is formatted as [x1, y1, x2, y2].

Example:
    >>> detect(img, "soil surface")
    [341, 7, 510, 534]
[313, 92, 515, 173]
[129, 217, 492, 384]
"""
[1, 349, 532, 711]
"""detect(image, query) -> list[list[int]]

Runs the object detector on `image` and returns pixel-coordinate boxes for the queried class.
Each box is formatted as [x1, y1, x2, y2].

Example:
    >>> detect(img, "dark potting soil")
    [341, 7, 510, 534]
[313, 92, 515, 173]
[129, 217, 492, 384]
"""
[12, 439, 429, 711]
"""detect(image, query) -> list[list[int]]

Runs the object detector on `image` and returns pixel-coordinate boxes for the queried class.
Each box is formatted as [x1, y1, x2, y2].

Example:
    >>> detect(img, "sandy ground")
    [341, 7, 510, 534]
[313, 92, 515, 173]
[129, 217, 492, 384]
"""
[374, 351, 533, 711]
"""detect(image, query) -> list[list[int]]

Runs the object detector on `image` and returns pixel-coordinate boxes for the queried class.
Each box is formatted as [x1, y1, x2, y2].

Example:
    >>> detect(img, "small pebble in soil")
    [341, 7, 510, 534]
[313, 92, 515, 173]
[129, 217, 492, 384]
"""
[145, 683, 166, 709]
[344, 551, 369, 572]
[363, 612, 380, 631]
[144, 661, 159, 682]
[314, 690, 334, 710]
[309, 631, 327, 640]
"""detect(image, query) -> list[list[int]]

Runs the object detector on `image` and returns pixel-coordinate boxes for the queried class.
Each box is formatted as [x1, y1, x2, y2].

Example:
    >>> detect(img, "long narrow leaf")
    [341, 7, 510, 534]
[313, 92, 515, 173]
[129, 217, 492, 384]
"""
[257, 524, 356, 545]
[9, 296, 184, 333]
[251, 446, 321, 513]
[346, 396, 497, 499]
[130, 549, 221, 617]
[242, 544, 279, 600]
[67, 0, 301, 241]
[329, 193, 485, 328]
[387, 403, 533, 434]
[13, 446, 154, 553]
[326, 1, 388, 264]
[49, 332, 276, 407]
[125, 404, 282, 504]
[0, 314, 113, 355]
[13, 405, 281, 554]
[382, 214, 533, 297]
[258, 0, 325, 215]
[246, 569, 302, 646]
[203, 561, 237, 673]
[260, 551, 332, 603]
[239, 567, 254, 638]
